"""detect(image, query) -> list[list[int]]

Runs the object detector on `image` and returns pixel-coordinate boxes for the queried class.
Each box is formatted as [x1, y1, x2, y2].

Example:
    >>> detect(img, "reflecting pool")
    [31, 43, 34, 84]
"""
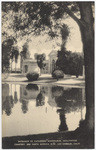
[2, 83, 86, 137]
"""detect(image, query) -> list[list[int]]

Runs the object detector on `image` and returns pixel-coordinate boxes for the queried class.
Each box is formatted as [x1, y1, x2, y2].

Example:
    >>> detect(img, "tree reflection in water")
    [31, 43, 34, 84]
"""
[40, 86, 48, 96]
[52, 86, 64, 98]
[21, 99, 29, 114]
[51, 86, 85, 132]
[20, 84, 39, 114]
[52, 86, 85, 112]
[26, 84, 39, 91]
[57, 109, 68, 132]
[3, 95, 14, 116]
[36, 91, 45, 106]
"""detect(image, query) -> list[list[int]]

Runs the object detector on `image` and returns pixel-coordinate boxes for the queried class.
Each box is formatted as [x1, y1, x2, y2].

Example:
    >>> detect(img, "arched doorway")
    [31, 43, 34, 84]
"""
[25, 65, 28, 73]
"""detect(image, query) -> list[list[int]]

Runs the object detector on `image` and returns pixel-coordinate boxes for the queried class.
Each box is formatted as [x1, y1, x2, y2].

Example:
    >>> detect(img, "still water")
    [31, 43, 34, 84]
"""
[2, 83, 86, 137]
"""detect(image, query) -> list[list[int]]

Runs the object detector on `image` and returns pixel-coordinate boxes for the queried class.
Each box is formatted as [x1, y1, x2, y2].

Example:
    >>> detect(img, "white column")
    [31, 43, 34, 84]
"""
[83, 65, 85, 78]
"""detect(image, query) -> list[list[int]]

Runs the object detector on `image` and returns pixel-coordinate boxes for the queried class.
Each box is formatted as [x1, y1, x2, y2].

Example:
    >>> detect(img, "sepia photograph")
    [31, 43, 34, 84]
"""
[2, 1, 94, 149]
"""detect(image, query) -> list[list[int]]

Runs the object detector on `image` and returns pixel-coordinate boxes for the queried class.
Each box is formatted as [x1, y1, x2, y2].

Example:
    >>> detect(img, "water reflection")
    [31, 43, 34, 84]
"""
[57, 109, 68, 132]
[36, 92, 45, 106]
[2, 83, 86, 137]
[21, 100, 29, 114]
[3, 95, 14, 116]
[26, 84, 39, 91]
[20, 84, 39, 100]
[14, 91, 18, 104]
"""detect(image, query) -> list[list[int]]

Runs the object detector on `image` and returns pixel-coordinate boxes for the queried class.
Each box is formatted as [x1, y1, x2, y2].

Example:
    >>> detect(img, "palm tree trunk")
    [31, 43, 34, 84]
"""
[15, 62, 16, 73]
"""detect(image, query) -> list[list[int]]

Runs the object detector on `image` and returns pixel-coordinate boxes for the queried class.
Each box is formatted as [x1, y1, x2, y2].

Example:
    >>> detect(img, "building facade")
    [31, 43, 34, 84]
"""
[21, 50, 57, 74]
[21, 58, 40, 74]
[48, 50, 57, 73]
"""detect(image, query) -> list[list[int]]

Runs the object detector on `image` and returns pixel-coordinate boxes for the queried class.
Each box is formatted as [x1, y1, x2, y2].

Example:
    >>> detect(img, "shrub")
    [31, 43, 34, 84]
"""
[52, 86, 64, 97]
[26, 84, 39, 90]
[26, 72, 39, 81]
[52, 70, 64, 80]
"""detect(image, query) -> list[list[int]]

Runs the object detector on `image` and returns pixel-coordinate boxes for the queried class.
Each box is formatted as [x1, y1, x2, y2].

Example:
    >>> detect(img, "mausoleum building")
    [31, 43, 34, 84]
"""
[21, 50, 58, 74]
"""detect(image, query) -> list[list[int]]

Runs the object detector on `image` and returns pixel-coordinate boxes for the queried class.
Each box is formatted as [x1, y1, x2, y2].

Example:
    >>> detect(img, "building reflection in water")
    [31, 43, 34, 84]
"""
[2, 83, 86, 137]
[14, 91, 18, 104]
[20, 84, 40, 113]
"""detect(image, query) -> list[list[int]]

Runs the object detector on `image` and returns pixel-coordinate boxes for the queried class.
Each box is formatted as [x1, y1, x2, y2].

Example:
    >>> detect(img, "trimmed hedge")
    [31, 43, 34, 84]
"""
[26, 84, 39, 90]
[52, 70, 64, 80]
[26, 72, 39, 81]
[52, 86, 64, 97]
